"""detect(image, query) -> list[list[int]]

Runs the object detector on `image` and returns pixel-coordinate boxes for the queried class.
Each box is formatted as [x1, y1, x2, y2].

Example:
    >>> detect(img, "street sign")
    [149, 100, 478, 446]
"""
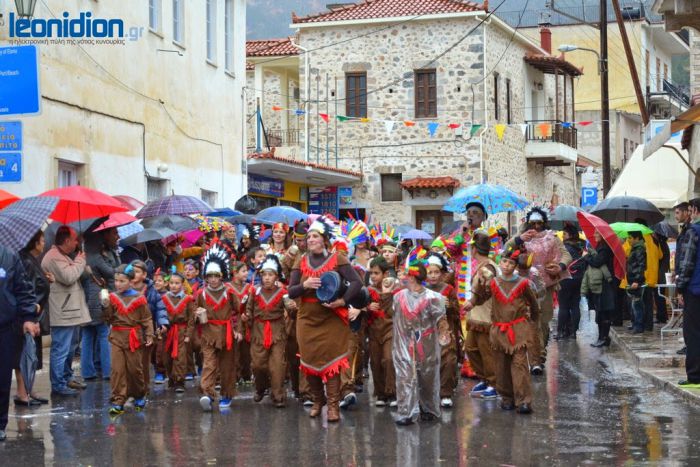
[0, 121, 22, 151]
[581, 187, 598, 208]
[0, 153, 22, 182]
[0, 45, 41, 117]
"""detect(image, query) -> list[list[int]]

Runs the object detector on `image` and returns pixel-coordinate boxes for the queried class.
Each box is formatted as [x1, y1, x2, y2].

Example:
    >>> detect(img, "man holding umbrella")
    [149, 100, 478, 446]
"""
[0, 244, 39, 441]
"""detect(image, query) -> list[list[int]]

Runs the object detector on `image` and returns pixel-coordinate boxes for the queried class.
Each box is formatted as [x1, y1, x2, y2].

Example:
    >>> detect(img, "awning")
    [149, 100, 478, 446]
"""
[247, 152, 361, 186]
[608, 144, 689, 209]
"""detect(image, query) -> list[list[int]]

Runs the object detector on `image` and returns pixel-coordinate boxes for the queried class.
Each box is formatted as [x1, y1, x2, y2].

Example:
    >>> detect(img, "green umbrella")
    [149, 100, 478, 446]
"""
[609, 222, 654, 239]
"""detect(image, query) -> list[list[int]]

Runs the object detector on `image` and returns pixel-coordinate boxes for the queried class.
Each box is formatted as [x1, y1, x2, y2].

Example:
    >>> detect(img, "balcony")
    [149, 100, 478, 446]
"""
[647, 79, 690, 119]
[265, 129, 301, 147]
[524, 119, 578, 166]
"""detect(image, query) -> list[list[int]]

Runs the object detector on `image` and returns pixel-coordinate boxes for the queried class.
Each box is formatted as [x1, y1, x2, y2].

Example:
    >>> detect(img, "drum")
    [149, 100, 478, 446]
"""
[317, 271, 371, 316]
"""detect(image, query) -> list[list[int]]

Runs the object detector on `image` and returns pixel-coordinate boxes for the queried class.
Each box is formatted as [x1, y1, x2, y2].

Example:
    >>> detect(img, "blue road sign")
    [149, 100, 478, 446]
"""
[0, 153, 22, 182]
[0, 121, 22, 151]
[581, 187, 598, 208]
[0, 45, 41, 117]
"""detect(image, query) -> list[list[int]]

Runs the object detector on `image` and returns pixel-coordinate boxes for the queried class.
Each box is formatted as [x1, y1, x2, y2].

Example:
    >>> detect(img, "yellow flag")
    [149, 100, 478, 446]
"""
[494, 124, 506, 141]
[360, 117, 371, 123]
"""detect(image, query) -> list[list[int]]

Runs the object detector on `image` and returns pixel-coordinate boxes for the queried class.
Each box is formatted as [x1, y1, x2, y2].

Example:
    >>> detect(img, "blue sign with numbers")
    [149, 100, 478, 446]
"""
[0, 45, 41, 117]
[0, 121, 22, 151]
[581, 187, 598, 208]
[0, 153, 21, 182]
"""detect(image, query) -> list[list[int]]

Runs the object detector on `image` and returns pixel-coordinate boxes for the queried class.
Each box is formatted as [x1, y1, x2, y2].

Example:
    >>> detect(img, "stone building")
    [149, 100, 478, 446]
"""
[0, 0, 247, 207]
[280, 0, 584, 233]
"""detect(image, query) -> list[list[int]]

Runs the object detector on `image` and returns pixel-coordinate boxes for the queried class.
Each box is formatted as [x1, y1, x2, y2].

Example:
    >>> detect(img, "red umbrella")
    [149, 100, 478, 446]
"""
[114, 195, 146, 211]
[40, 186, 128, 225]
[93, 212, 138, 232]
[0, 189, 20, 210]
[577, 211, 626, 280]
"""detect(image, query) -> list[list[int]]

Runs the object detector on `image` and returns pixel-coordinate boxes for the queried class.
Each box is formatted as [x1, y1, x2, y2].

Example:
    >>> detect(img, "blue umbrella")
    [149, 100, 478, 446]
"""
[0, 196, 59, 251]
[443, 183, 529, 214]
[257, 206, 308, 225]
[402, 229, 433, 240]
[117, 221, 144, 239]
[207, 208, 241, 217]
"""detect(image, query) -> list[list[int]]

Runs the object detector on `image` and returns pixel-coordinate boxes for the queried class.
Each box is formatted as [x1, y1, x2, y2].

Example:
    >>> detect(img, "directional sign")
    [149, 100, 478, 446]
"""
[581, 187, 598, 208]
[0, 121, 22, 151]
[0, 45, 41, 117]
[0, 153, 21, 182]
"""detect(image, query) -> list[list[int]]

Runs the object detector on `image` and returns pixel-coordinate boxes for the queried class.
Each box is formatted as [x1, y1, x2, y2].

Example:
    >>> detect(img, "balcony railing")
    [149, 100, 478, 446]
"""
[265, 129, 301, 147]
[525, 120, 578, 149]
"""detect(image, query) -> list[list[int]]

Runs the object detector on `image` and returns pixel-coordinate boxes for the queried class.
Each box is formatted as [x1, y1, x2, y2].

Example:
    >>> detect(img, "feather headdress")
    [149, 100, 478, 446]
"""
[405, 245, 428, 277]
[203, 240, 232, 279]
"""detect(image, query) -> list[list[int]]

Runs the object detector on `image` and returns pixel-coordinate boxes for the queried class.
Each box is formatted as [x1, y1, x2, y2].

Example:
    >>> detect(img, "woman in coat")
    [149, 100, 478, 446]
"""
[585, 231, 617, 348]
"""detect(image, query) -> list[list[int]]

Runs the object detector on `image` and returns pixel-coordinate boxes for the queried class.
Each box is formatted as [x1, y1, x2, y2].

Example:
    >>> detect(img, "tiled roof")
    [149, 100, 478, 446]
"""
[400, 176, 460, 189]
[292, 0, 486, 24]
[248, 152, 362, 177]
[246, 62, 254, 70]
[524, 53, 583, 77]
[246, 38, 299, 57]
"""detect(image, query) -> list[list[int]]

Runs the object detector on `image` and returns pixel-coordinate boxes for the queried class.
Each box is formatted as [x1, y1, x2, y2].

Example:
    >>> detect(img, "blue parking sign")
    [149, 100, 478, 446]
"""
[581, 187, 598, 207]
[0, 153, 22, 182]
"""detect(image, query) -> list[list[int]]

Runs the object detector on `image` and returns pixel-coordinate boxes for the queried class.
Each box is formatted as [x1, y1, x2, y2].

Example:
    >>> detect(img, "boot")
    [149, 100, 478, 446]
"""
[308, 376, 326, 418]
[325, 375, 342, 423]
[460, 358, 477, 379]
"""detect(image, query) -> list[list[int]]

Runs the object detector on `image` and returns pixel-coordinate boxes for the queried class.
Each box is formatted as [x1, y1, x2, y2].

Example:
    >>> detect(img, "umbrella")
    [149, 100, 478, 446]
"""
[113, 195, 146, 211]
[117, 221, 143, 240]
[440, 220, 463, 236]
[121, 227, 179, 246]
[19, 333, 38, 395]
[549, 205, 583, 230]
[0, 189, 20, 210]
[576, 211, 626, 280]
[191, 214, 232, 233]
[0, 196, 59, 251]
[256, 206, 308, 225]
[609, 222, 654, 239]
[140, 214, 198, 232]
[225, 214, 274, 226]
[444, 183, 529, 214]
[652, 221, 679, 239]
[93, 212, 138, 232]
[591, 195, 664, 225]
[395, 224, 414, 237]
[136, 195, 213, 219]
[207, 208, 241, 217]
[401, 229, 433, 240]
[40, 186, 128, 225]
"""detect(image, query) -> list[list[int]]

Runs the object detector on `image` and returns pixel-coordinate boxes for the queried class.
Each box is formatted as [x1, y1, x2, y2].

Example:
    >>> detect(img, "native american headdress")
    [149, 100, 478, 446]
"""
[526, 206, 549, 226]
[307, 216, 337, 239]
[240, 223, 263, 240]
[203, 240, 232, 279]
[502, 245, 532, 268]
[293, 220, 308, 239]
[425, 251, 449, 272]
[258, 254, 283, 278]
[272, 222, 289, 233]
[405, 245, 428, 277]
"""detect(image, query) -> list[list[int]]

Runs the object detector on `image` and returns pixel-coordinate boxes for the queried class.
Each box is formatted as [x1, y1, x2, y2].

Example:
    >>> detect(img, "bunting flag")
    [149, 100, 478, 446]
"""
[384, 120, 395, 135]
[271, 106, 283, 111]
[561, 122, 572, 129]
[470, 124, 482, 136]
[294, 109, 306, 116]
[578, 121, 593, 126]
[448, 123, 461, 130]
[404, 120, 415, 127]
[319, 113, 329, 123]
[427, 122, 439, 137]
[519, 124, 528, 136]
[537, 123, 552, 138]
[336, 115, 351, 122]
[360, 117, 371, 123]
[494, 124, 506, 141]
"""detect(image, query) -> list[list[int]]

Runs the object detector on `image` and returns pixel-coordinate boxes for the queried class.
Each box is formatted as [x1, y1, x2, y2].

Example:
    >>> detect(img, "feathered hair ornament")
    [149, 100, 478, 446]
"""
[307, 216, 336, 239]
[258, 254, 283, 279]
[425, 251, 449, 272]
[203, 239, 232, 279]
[346, 221, 370, 247]
[272, 222, 289, 233]
[405, 245, 428, 277]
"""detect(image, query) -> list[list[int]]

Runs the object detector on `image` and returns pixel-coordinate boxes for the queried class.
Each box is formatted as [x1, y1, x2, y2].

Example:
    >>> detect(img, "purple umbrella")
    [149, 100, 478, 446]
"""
[136, 195, 213, 219]
[0, 196, 59, 251]
[402, 229, 433, 241]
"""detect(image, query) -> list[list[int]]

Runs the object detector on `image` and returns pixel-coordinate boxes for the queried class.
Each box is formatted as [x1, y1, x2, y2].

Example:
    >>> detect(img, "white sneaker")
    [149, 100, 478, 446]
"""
[339, 392, 357, 409]
[440, 398, 453, 408]
[199, 396, 212, 412]
[375, 399, 386, 407]
[303, 399, 313, 407]
[389, 399, 398, 408]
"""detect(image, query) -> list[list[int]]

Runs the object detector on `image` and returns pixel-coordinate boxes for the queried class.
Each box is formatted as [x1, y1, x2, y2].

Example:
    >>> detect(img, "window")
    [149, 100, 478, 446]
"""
[493, 73, 500, 121]
[505, 78, 512, 124]
[414, 69, 437, 118]
[201, 189, 218, 207]
[58, 161, 80, 187]
[663, 63, 668, 83]
[149, 0, 161, 31]
[147, 177, 168, 202]
[173, 0, 184, 44]
[380, 174, 403, 202]
[224, 0, 234, 71]
[206, 0, 217, 62]
[346, 72, 367, 118]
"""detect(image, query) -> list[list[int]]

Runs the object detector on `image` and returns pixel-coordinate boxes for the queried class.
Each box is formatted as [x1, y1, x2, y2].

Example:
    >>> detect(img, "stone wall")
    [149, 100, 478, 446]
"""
[692, 30, 700, 96]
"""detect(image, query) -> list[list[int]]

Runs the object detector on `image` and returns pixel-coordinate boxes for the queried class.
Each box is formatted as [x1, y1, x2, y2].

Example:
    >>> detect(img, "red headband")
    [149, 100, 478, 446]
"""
[273, 223, 289, 233]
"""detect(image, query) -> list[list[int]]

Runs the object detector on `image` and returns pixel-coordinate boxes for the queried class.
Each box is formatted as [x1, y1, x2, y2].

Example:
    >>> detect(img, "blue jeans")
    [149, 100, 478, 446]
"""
[50, 326, 76, 391]
[81, 323, 111, 379]
[631, 293, 645, 332]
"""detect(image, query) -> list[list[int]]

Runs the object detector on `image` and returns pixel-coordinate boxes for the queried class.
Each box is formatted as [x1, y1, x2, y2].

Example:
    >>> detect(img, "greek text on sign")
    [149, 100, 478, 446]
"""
[0, 153, 22, 182]
[0, 45, 41, 117]
[0, 121, 22, 151]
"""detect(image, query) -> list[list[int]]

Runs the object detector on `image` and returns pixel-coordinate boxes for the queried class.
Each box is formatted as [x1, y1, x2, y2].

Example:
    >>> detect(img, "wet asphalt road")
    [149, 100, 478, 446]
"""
[3, 316, 700, 466]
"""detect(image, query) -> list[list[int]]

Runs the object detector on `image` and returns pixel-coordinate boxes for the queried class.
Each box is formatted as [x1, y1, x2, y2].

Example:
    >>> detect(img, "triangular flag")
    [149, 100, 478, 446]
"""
[404, 120, 415, 127]
[519, 124, 528, 136]
[561, 121, 572, 129]
[470, 124, 481, 136]
[271, 106, 283, 111]
[319, 113, 329, 123]
[427, 122, 439, 137]
[360, 117, 371, 123]
[538, 123, 551, 137]
[494, 124, 506, 141]
[578, 120, 593, 126]
[448, 123, 461, 130]
[295, 109, 306, 116]
[336, 115, 350, 122]
[384, 120, 395, 135]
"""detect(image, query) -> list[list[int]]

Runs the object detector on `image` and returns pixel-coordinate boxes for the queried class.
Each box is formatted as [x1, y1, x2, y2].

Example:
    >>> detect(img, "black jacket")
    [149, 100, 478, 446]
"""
[627, 242, 647, 286]
[0, 245, 37, 328]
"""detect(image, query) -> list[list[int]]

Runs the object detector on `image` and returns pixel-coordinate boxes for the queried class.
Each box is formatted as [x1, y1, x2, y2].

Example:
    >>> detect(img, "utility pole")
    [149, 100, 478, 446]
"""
[600, 0, 611, 195]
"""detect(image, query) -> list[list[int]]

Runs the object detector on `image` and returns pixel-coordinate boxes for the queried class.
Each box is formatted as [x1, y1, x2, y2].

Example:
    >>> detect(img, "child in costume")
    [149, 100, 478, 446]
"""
[162, 270, 195, 393]
[473, 247, 540, 414]
[228, 262, 253, 384]
[153, 268, 168, 295]
[245, 255, 290, 408]
[366, 256, 397, 407]
[184, 259, 204, 295]
[424, 251, 460, 409]
[102, 264, 154, 415]
[392, 247, 450, 426]
[196, 242, 242, 411]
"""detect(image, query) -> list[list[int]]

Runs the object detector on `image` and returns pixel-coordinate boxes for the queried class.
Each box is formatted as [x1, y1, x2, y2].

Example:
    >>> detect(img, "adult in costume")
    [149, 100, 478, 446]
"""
[287, 217, 363, 422]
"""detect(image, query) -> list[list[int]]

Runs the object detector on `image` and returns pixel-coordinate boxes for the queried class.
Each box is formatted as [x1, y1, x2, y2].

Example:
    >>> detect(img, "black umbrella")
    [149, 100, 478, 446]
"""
[549, 205, 583, 230]
[591, 196, 664, 225]
[121, 227, 179, 246]
[652, 221, 679, 239]
[225, 214, 274, 226]
[140, 214, 198, 232]
[20, 333, 38, 395]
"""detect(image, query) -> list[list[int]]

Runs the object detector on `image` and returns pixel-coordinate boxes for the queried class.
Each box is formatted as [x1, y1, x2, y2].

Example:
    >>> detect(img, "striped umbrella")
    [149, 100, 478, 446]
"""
[0, 196, 59, 251]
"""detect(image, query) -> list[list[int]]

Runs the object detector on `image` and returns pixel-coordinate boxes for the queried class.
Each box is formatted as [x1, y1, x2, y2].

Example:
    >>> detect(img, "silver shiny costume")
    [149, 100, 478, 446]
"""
[392, 287, 446, 421]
